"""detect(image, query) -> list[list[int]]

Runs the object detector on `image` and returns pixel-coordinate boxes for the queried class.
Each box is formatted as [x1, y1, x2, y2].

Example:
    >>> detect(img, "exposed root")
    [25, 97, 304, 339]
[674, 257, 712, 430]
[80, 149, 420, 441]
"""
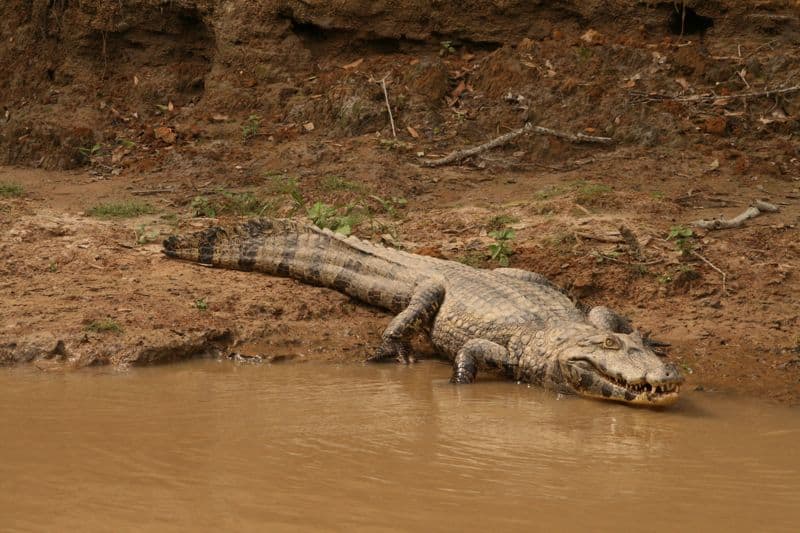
[692, 199, 779, 230]
[421, 122, 613, 167]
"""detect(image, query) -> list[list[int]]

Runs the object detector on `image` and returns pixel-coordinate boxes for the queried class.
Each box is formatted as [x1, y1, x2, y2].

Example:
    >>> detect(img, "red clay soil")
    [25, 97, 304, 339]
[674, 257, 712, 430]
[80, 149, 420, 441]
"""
[1, 0, 799, 403]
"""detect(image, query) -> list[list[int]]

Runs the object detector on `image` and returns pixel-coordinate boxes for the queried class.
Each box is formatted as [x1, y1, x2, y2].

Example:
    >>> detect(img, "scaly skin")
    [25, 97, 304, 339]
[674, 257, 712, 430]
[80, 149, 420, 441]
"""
[163, 218, 684, 406]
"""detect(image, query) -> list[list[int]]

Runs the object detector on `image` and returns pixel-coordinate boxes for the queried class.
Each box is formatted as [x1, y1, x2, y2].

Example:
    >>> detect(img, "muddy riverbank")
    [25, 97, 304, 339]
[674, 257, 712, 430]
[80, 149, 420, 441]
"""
[1, 0, 799, 402]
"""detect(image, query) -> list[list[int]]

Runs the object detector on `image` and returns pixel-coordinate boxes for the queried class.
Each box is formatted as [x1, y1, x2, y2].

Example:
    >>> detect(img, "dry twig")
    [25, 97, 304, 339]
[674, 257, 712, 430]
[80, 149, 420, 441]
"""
[633, 84, 800, 103]
[692, 199, 779, 230]
[379, 76, 397, 138]
[421, 122, 613, 167]
[692, 251, 728, 293]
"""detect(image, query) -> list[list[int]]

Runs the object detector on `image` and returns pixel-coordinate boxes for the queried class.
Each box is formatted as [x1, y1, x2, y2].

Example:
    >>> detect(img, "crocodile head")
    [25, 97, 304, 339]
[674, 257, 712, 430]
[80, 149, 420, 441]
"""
[546, 327, 684, 406]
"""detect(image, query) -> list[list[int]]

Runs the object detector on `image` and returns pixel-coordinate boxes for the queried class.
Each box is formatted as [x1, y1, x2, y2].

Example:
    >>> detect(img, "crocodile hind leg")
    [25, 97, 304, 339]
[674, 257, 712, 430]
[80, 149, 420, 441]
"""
[369, 281, 445, 364]
[451, 339, 511, 384]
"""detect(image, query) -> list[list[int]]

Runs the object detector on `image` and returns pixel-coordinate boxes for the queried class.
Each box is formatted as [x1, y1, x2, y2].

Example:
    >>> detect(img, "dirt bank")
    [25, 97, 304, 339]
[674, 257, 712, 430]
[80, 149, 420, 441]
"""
[1, 1, 799, 403]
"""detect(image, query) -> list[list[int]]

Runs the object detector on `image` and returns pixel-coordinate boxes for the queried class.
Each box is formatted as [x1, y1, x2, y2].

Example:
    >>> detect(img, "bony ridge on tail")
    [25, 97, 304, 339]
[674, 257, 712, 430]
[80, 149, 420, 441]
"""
[163, 218, 683, 406]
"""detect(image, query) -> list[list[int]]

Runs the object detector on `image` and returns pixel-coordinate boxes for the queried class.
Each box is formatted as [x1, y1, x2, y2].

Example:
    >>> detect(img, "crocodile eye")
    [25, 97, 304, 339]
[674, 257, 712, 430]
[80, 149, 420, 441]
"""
[603, 337, 621, 350]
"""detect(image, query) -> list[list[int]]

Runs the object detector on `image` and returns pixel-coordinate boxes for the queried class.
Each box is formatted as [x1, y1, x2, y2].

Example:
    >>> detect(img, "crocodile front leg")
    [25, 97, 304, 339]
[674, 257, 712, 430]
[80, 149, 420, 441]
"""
[369, 281, 445, 364]
[451, 339, 511, 384]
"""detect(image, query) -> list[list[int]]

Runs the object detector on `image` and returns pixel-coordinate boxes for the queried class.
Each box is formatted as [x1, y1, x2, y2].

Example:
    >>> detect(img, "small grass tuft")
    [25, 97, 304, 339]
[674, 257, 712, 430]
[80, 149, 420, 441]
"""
[575, 182, 613, 205]
[87, 201, 156, 219]
[86, 319, 123, 334]
[0, 182, 24, 198]
[321, 175, 365, 193]
[191, 190, 275, 218]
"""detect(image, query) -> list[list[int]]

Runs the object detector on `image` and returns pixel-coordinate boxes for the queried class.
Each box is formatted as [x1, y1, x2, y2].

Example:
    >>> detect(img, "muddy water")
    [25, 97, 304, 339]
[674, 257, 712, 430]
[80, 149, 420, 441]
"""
[1, 361, 798, 532]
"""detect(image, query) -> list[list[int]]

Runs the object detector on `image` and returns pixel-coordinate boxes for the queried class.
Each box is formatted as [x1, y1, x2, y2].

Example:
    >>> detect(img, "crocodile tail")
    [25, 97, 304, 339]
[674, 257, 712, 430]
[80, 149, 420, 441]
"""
[164, 218, 422, 310]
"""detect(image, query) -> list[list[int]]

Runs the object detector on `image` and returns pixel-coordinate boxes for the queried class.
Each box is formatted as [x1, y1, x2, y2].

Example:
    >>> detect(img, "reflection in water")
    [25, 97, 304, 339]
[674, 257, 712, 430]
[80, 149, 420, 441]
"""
[1, 360, 798, 532]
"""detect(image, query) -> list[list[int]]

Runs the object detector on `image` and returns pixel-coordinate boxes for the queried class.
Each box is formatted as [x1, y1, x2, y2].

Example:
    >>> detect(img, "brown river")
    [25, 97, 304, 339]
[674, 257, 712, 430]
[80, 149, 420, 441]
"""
[1, 360, 799, 532]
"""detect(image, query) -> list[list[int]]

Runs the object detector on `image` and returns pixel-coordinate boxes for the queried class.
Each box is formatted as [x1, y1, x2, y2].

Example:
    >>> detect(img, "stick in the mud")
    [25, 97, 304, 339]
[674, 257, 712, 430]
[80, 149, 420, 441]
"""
[421, 122, 613, 167]
[380, 76, 397, 138]
[692, 199, 779, 230]
[692, 250, 728, 293]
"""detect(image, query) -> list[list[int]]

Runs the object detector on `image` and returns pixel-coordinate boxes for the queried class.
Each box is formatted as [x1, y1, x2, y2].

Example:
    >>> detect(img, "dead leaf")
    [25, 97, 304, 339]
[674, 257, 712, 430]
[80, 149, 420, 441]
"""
[407, 126, 420, 139]
[675, 77, 690, 90]
[154, 126, 176, 144]
[341, 58, 364, 70]
[133, 75, 139, 86]
[580, 29, 604, 44]
[624, 79, 637, 89]
[211, 114, 230, 122]
[712, 98, 730, 106]
[303, 122, 315, 132]
[167, 101, 174, 112]
[111, 146, 127, 164]
[451, 80, 466, 99]
[709, 159, 720, 170]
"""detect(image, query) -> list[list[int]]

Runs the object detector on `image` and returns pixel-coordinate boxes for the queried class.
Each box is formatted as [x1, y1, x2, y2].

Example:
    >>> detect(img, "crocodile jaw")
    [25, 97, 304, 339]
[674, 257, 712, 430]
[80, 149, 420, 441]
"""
[566, 360, 682, 406]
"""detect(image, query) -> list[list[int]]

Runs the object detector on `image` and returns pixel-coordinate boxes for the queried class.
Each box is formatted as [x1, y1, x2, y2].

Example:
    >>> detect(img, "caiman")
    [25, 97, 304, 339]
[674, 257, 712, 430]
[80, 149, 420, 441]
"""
[163, 218, 683, 406]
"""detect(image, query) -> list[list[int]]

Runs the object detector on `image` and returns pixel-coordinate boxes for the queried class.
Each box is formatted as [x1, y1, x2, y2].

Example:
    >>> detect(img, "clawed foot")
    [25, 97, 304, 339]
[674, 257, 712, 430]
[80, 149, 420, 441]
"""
[368, 339, 416, 364]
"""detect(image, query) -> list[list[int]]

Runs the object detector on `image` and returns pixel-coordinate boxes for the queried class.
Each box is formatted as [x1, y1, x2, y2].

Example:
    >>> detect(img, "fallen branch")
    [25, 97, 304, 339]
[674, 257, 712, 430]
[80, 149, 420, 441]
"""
[420, 122, 613, 167]
[633, 84, 800, 103]
[692, 250, 728, 293]
[692, 199, 779, 230]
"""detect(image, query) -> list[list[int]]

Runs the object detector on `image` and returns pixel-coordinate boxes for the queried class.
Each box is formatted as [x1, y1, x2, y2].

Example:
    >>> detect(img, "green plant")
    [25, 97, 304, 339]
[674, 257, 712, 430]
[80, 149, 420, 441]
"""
[87, 201, 156, 219]
[370, 195, 407, 218]
[78, 143, 104, 160]
[135, 224, 160, 245]
[657, 273, 673, 284]
[86, 319, 122, 334]
[242, 114, 261, 141]
[48, 261, 58, 273]
[439, 40, 456, 56]
[0, 182, 24, 198]
[117, 139, 136, 149]
[667, 225, 695, 256]
[194, 298, 208, 311]
[488, 228, 515, 267]
[307, 201, 358, 235]
[191, 196, 216, 217]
